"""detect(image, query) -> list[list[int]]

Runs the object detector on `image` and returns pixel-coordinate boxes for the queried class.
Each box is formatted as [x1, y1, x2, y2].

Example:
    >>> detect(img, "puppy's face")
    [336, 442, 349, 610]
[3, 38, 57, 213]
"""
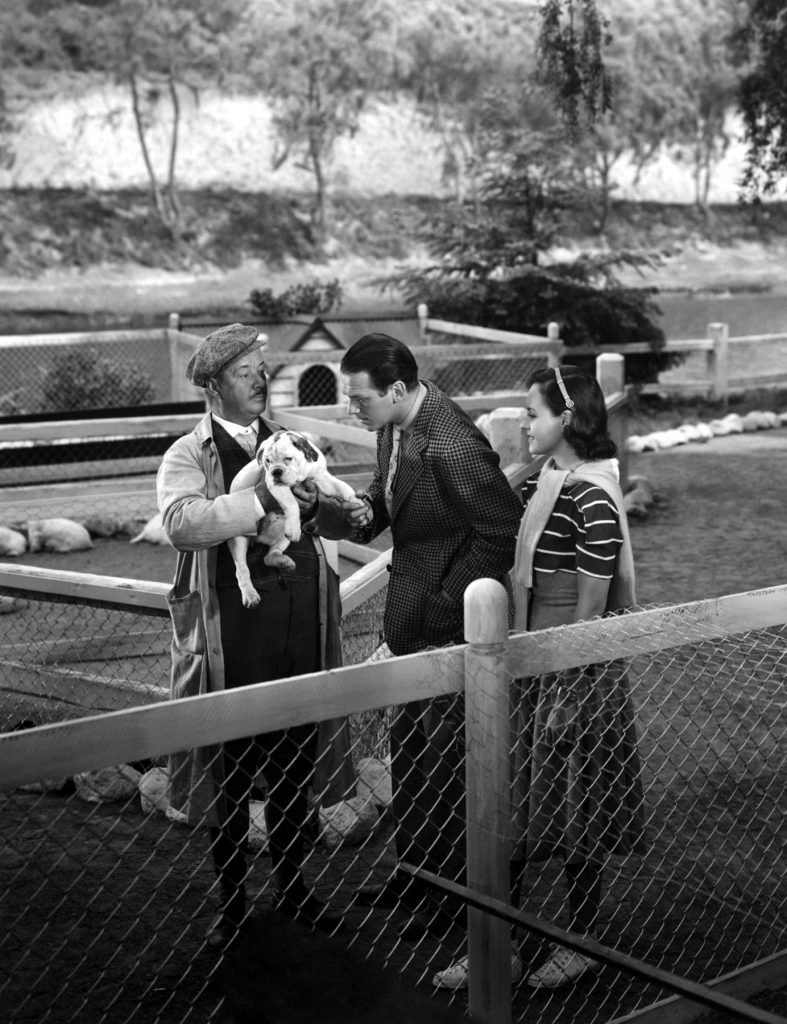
[259, 430, 320, 488]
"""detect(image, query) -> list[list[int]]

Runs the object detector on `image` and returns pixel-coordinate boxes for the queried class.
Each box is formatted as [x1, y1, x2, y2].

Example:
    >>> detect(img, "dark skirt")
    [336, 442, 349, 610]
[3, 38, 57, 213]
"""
[511, 571, 645, 865]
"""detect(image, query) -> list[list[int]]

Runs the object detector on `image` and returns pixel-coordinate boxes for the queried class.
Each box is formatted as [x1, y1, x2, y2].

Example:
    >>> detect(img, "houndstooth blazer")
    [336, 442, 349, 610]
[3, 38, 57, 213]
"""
[356, 380, 522, 656]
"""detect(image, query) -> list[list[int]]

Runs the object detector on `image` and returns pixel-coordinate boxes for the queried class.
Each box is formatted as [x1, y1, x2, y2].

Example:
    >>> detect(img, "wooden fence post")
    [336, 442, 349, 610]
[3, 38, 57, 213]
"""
[417, 302, 429, 343]
[168, 312, 181, 332]
[464, 578, 512, 1024]
[547, 322, 562, 367]
[707, 322, 729, 404]
[596, 352, 625, 397]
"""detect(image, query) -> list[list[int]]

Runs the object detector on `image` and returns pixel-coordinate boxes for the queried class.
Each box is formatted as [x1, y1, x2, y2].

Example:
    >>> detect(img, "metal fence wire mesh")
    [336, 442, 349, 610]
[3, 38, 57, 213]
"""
[1, 586, 786, 1024]
[0, 337, 550, 497]
[0, 331, 174, 417]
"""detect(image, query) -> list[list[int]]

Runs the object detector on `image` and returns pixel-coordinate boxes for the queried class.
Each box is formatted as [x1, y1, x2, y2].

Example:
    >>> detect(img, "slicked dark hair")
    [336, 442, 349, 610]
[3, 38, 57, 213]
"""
[340, 333, 419, 392]
[528, 365, 617, 460]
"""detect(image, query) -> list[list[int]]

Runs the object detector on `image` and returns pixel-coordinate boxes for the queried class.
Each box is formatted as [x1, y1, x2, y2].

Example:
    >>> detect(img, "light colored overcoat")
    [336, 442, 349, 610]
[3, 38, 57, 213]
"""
[157, 411, 354, 826]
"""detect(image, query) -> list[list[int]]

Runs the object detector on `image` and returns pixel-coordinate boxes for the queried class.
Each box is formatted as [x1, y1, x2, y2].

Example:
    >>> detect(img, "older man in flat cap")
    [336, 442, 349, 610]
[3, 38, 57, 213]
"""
[157, 323, 358, 950]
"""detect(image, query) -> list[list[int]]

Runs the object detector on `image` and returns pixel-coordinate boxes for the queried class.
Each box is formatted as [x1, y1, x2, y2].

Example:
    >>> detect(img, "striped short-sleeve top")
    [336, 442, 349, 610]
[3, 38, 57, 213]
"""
[522, 475, 623, 581]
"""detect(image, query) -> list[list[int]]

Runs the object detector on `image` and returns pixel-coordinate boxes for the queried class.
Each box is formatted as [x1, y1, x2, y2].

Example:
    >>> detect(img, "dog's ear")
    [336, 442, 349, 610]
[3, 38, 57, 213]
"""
[259, 434, 279, 465]
[290, 432, 320, 463]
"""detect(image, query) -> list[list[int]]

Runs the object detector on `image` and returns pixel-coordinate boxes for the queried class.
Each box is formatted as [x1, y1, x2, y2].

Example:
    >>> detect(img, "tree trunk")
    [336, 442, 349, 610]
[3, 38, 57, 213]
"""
[307, 65, 326, 236]
[128, 69, 178, 232]
[165, 68, 182, 223]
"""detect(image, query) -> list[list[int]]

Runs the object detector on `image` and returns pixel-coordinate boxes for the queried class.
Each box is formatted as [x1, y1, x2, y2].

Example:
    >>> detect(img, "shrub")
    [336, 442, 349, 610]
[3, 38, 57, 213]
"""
[248, 278, 344, 318]
[40, 347, 156, 412]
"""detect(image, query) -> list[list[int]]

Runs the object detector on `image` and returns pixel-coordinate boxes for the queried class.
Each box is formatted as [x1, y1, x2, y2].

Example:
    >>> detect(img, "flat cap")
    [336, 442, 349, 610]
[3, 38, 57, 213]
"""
[185, 323, 267, 387]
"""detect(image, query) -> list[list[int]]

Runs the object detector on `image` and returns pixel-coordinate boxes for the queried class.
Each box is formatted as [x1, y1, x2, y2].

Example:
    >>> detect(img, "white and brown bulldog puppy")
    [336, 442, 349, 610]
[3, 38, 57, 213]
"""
[229, 429, 364, 608]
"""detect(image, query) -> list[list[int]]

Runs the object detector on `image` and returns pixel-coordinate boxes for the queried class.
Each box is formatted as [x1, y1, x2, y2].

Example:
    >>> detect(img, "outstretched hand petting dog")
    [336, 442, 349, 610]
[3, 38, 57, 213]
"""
[228, 429, 367, 608]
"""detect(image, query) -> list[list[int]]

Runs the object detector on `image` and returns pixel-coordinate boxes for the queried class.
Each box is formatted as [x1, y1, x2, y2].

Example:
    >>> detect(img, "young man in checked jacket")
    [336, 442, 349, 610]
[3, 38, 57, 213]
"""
[339, 333, 522, 940]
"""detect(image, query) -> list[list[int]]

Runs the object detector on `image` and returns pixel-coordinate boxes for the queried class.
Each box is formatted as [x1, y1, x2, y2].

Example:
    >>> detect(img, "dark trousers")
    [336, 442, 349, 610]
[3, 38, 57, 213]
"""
[565, 860, 603, 935]
[511, 857, 604, 939]
[211, 564, 321, 919]
[390, 694, 467, 923]
[209, 723, 318, 917]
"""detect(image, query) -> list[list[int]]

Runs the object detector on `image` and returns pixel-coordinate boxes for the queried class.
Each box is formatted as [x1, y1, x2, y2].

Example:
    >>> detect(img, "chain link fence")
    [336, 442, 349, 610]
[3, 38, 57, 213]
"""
[0, 332, 553, 545]
[0, 329, 176, 417]
[1, 572, 786, 1024]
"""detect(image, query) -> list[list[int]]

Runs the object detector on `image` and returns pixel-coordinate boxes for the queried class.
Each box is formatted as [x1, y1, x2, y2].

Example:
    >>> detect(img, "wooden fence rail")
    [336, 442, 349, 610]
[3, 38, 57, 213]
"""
[1, 580, 786, 1023]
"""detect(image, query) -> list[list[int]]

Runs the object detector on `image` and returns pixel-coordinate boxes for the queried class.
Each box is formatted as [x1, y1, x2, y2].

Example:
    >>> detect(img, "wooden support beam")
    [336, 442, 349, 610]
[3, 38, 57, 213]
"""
[0, 644, 466, 790]
[608, 950, 787, 1024]
[506, 584, 787, 677]
[0, 563, 171, 614]
[0, 413, 201, 445]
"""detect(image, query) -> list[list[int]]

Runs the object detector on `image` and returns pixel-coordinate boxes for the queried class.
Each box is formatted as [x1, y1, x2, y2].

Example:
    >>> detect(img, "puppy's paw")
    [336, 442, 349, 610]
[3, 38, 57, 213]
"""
[264, 552, 296, 573]
[240, 585, 261, 609]
[284, 522, 302, 543]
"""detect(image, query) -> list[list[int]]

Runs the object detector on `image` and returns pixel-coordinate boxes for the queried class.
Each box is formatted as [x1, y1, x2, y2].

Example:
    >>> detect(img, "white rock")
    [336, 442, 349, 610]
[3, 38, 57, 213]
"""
[74, 764, 141, 803]
[676, 422, 703, 442]
[762, 411, 781, 428]
[130, 512, 170, 546]
[356, 756, 392, 809]
[722, 412, 744, 433]
[741, 410, 768, 432]
[247, 800, 269, 851]
[139, 766, 171, 815]
[0, 526, 26, 556]
[138, 764, 188, 823]
[695, 422, 714, 440]
[625, 435, 646, 453]
[27, 517, 93, 553]
[710, 418, 733, 436]
[318, 794, 378, 849]
[638, 433, 661, 451]
[165, 804, 188, 825]
[649, 429, 676, 449]
[780, 411, 787, 425]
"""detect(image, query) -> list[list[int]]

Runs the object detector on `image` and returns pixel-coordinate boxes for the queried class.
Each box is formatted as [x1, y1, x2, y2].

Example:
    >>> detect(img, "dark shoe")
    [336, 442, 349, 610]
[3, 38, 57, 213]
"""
[273, 887, 344, 935]
[205, 914, 245, 951]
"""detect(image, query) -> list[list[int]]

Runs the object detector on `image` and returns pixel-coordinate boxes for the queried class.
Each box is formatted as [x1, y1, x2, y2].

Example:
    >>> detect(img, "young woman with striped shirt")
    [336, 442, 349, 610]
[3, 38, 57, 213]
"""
[510, 365, 645, 990]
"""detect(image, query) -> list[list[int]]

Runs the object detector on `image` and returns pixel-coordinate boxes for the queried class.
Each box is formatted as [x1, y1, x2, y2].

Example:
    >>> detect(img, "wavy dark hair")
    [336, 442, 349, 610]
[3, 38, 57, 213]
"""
[528, 364, 616, 460]
[340, 333, 419, 392]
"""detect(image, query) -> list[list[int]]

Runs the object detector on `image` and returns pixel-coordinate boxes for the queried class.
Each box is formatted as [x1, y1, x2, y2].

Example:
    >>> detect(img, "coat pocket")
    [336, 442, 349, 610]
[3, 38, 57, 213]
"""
[167, 590, 206, 655]
[423, 589, 462, 645]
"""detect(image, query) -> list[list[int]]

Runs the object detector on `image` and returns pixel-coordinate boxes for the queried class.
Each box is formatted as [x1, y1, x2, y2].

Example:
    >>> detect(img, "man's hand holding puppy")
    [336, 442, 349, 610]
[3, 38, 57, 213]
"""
[292, 479, 319, 517]
[258, 478, 363, 532]
[341, 490, 374, 529]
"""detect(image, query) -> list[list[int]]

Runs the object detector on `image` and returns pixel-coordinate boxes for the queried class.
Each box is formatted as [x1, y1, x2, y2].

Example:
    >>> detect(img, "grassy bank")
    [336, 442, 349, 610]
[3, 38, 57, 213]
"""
[3, 186, 787, 278]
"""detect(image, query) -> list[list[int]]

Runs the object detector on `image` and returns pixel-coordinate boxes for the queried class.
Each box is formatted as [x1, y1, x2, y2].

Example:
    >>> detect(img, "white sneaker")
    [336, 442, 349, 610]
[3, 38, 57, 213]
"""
[527, 943, 601, 989]
[432, 950, 523, 991]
